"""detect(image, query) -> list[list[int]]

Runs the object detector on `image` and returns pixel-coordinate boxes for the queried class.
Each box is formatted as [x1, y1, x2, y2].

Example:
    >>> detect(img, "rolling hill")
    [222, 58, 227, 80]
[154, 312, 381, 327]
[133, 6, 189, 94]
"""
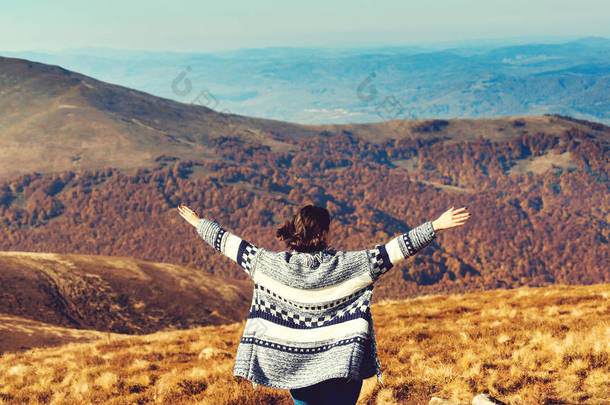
[0, 56, 321, 181]
[0, 251, 253, 353]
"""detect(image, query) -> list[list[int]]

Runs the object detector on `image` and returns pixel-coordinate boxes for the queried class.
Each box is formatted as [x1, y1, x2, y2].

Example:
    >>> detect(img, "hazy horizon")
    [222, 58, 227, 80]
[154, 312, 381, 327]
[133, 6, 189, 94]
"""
[1, 34, 602, 55]
[0, 35, 610, 56]
[1, 0, 609, 53]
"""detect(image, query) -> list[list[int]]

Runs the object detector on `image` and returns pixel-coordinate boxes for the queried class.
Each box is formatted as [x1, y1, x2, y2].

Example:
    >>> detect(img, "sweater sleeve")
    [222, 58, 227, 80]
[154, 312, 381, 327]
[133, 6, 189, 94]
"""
[367, 221, 437, 282]
[196, 217, 259, 278]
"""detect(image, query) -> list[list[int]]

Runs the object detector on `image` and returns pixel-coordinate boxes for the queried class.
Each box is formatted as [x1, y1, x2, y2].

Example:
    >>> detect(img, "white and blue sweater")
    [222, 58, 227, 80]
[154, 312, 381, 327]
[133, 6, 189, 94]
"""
[196, 217, 437, 390]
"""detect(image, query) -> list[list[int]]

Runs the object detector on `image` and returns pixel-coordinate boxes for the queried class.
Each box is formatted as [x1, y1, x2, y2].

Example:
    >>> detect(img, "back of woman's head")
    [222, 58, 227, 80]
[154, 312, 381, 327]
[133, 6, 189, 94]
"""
[276, 205, 330, 253]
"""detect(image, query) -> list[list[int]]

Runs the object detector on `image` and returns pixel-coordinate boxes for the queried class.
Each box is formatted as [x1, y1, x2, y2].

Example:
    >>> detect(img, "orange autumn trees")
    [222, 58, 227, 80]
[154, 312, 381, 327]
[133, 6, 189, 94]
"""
[0, 124, 607, 301]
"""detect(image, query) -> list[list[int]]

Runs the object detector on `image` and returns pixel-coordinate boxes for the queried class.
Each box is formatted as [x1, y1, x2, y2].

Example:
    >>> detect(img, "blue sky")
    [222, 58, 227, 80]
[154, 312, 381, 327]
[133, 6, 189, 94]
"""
[1, 0, 609, 52]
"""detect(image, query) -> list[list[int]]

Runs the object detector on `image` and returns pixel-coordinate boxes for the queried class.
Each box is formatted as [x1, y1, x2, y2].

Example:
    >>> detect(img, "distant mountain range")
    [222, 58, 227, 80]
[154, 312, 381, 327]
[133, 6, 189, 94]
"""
[2, 36, 608, 125]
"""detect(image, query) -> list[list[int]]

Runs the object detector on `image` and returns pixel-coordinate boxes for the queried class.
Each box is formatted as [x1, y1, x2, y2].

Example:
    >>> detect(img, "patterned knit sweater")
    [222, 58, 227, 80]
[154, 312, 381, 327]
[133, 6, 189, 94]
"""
[196, 217, 437, 390]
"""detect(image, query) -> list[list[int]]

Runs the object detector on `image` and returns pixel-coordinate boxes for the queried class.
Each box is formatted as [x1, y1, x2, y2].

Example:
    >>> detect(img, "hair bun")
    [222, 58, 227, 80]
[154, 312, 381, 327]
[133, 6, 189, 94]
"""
[276, 205, 330, 253]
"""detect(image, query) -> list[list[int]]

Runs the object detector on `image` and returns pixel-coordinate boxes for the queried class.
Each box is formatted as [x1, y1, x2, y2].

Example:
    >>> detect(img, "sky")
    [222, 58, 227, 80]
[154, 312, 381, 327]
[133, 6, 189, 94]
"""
[1, 0, 609, 52]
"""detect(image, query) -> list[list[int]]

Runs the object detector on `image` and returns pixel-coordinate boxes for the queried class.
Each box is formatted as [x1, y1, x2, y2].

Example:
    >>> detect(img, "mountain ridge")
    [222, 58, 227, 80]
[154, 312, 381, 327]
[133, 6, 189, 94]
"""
[0, 56, 322, 180]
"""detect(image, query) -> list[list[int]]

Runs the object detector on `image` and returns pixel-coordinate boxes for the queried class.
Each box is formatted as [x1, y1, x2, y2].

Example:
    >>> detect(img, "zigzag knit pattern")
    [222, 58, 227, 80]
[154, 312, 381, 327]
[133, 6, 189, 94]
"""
[196, 216, 436, 390]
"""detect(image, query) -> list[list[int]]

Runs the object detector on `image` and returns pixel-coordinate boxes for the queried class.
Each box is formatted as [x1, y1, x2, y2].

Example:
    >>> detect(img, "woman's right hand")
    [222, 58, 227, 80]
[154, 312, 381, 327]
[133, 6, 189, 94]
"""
[178, 204, 202, 228]
[431, 206, 471, 232]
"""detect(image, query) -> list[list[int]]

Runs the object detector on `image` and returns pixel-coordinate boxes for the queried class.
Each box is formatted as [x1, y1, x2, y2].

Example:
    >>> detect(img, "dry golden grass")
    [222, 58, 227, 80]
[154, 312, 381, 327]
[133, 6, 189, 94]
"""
[370, 284, 609, 405]
[0, 313, 122, 353]
[0, 284, 608, 404]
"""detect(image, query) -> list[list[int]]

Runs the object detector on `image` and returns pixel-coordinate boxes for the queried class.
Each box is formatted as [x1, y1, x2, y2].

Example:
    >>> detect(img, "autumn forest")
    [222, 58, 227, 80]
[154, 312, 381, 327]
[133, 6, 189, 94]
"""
[0, 115, 607, 302]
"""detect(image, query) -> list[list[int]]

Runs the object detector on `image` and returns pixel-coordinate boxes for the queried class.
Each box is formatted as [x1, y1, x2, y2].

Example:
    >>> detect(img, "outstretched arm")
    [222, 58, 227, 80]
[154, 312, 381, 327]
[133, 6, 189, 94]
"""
[368, 206, 471, 281]
[177, 204, 259, 278]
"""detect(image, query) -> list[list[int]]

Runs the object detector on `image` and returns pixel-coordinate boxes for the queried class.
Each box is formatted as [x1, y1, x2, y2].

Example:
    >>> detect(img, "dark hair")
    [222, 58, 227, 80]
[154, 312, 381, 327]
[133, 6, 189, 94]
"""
[276, 205, 330, 253]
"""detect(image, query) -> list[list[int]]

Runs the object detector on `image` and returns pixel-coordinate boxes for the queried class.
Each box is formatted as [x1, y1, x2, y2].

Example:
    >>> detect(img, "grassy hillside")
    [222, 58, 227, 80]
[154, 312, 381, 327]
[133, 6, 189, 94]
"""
[0, 284, 607, 404]
[0, 251, 253, 352]
[0, 56, 320, 181]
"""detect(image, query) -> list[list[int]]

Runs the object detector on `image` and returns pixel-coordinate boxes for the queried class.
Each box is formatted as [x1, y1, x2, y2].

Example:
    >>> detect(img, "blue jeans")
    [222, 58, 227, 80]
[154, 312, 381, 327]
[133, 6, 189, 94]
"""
[289, 377, 363, 405]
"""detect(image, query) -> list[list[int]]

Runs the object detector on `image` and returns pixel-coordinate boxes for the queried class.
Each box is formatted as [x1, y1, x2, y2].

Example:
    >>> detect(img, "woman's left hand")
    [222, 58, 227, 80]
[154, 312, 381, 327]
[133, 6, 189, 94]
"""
[177, 204, 201, 227]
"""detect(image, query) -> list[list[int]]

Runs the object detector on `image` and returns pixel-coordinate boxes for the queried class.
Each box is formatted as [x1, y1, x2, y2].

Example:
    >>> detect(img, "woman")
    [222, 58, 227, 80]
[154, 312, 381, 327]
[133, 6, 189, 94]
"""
[178, 203, 470, 405]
